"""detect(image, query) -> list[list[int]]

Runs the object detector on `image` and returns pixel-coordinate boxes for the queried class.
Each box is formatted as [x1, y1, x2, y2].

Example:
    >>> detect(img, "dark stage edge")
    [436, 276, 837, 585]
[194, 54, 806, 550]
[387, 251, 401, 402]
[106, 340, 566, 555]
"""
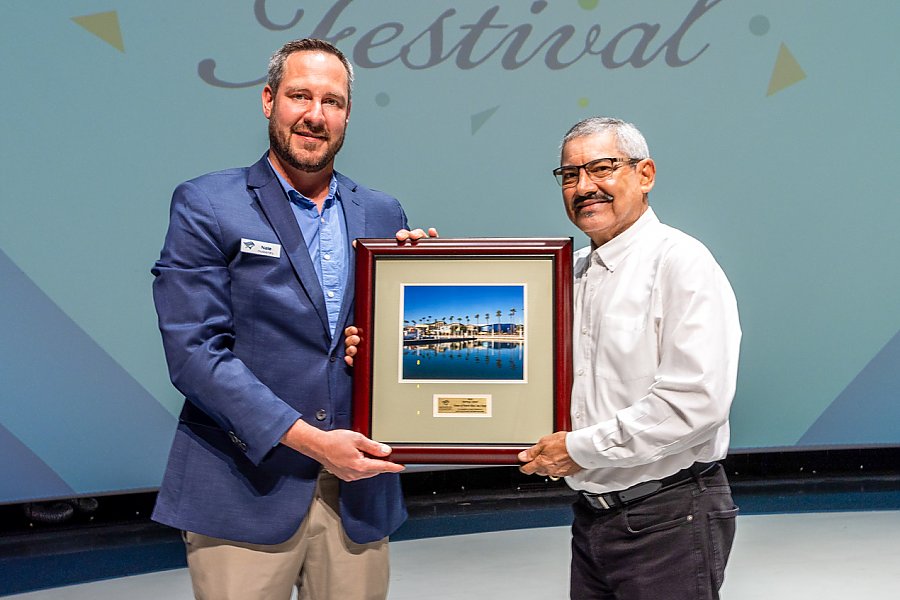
[2, 448, 900, 596]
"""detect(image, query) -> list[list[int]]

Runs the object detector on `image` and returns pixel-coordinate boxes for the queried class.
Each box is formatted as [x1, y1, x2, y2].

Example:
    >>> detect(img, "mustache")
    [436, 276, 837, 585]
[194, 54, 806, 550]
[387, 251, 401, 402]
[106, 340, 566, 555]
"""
[573, 192, 614, 210]
[292, 123, 327, 138]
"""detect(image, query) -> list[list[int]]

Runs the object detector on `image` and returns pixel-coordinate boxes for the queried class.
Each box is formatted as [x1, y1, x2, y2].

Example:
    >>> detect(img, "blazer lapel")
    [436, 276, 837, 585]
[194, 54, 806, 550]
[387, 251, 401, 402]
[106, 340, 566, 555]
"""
[333, 173, 365, 351]
[248, 156, 330, 335]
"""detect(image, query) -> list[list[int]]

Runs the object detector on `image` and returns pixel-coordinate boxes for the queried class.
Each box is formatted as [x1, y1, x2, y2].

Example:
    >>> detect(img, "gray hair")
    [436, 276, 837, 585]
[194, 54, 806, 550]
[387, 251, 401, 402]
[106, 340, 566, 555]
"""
[560, 117, 650, 163]
[267, 38, 354, 100]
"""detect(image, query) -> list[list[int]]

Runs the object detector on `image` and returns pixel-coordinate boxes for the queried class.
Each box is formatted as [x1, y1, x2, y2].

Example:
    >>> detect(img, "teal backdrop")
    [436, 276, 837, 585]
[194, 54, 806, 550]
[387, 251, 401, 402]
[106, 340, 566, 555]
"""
[1, 0, 898, 503]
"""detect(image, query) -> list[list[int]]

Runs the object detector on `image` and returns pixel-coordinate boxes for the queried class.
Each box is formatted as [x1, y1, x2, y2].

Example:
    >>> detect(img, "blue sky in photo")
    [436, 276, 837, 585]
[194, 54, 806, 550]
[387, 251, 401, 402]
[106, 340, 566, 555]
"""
[402, 285, 524, 324]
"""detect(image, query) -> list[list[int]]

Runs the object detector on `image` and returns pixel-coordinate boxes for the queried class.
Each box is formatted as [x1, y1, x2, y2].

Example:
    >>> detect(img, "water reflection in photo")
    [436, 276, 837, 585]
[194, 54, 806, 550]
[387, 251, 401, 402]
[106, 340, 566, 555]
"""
[402, 340, 525, 381]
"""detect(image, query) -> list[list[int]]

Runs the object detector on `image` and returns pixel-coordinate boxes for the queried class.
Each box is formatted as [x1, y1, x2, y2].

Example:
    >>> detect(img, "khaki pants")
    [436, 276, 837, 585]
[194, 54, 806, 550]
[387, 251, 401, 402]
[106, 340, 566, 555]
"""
[184, 471, 389, 600]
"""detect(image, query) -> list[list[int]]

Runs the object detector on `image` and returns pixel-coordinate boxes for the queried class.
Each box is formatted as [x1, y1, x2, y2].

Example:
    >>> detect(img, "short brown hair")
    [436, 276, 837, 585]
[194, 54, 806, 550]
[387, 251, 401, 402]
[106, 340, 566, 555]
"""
[267, 38, 354, 99]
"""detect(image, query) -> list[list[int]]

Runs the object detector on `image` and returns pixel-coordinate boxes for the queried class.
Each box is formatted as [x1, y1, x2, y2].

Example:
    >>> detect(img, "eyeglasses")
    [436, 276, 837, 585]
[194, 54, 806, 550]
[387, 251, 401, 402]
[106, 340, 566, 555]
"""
[552, 157, 641, 188]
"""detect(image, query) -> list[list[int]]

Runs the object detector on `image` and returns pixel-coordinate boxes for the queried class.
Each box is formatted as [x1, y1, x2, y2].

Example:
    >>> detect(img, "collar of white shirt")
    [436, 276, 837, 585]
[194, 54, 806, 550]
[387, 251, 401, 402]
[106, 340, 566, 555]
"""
[586, 206, 659, 273]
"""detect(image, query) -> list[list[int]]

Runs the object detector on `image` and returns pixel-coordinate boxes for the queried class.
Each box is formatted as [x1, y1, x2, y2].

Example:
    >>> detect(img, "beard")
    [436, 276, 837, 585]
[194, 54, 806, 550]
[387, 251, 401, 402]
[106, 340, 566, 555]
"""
[268, 119, 346, 174]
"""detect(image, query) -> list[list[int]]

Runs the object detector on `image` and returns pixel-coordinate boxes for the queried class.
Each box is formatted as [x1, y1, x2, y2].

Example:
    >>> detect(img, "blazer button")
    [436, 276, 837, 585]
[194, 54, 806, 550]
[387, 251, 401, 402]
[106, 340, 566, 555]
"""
[315, 409, 327, 421]
[228, 431, 247, 452]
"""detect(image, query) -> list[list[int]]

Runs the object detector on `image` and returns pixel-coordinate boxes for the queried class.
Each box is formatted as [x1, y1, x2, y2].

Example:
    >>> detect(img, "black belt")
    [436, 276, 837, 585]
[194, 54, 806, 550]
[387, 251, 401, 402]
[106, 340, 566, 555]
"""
[580, 462, 717, 511]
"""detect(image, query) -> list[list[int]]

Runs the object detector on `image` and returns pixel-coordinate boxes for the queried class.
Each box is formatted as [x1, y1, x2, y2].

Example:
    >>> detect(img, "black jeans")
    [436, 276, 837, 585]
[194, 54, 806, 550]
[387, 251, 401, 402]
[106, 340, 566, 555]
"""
[570, 464, 738, 600]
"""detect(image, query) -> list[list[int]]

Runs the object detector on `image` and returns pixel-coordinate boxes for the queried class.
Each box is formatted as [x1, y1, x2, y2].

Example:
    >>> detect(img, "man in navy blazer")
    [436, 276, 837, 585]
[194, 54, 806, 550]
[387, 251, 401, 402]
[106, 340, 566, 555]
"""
[151, 39, 427, 599]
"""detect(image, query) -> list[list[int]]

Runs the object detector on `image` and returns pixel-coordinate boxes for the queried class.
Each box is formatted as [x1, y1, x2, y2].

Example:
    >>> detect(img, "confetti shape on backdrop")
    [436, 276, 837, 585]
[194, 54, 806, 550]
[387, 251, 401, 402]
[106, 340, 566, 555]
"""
[767, 42, 805, 96]
[72, 11, 124, 53]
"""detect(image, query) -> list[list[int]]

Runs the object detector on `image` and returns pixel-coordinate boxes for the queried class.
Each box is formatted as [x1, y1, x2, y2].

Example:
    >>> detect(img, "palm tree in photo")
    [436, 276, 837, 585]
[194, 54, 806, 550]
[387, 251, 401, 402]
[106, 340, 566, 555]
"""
[496, 310, 502, 334]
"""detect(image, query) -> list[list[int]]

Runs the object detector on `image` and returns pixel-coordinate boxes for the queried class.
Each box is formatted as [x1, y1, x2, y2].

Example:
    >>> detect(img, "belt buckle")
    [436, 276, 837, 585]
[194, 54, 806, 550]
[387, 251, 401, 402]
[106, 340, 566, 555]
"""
[583, 493, 611, 510]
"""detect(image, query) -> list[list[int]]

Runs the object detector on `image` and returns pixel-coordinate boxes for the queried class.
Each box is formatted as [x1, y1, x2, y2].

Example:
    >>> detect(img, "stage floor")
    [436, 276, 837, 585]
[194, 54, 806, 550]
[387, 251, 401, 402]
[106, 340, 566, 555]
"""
[7, 510, 900, 599]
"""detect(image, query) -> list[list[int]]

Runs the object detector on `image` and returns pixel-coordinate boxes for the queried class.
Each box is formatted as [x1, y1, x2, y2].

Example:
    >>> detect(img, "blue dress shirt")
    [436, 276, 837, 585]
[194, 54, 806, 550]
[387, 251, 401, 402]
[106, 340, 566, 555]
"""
[268, 159, 348, 336]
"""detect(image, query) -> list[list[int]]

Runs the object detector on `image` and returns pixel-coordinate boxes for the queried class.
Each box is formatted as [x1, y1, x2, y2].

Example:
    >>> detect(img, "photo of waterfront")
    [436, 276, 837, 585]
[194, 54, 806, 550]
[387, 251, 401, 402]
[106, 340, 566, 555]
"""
[400, 284, 526, 381]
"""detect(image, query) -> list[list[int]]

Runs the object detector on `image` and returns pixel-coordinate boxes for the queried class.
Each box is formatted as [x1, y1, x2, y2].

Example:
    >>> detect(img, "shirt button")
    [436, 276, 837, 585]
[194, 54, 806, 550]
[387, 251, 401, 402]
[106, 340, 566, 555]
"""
[581, 328, 588, 334]
[577, 369, 584, 376]
[324, 253, 331, 260]
[315, 409, 327, 421]
[327, 291, 335, 298]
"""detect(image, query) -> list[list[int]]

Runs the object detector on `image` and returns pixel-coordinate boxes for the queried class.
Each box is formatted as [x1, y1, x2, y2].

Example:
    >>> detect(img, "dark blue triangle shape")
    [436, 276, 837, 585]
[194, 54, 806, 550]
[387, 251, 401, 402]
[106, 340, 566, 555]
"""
[0, 422, 75, 502]
[797, 329, 900, 447]
[0, 249, 175, 502]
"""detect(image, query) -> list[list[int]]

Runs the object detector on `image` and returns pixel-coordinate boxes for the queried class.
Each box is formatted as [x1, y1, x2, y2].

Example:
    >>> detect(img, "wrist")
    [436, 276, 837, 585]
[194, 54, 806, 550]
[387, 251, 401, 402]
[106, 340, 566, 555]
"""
[282, 419, 324, 456]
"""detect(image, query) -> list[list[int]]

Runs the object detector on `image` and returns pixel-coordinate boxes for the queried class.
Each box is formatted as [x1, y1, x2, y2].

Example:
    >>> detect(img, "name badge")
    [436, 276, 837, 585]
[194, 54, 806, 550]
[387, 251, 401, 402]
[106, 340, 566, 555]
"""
[240, 238, 282, 258]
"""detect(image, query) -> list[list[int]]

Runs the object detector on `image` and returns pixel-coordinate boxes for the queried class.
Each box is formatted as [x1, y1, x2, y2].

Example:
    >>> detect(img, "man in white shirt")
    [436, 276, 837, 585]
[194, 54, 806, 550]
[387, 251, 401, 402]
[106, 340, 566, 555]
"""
[518, 117, 741, 600]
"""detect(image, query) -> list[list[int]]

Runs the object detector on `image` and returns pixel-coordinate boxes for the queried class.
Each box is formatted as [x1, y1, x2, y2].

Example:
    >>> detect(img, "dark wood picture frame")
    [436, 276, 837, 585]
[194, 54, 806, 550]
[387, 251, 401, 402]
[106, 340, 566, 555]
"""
[352, 238, 573, 464]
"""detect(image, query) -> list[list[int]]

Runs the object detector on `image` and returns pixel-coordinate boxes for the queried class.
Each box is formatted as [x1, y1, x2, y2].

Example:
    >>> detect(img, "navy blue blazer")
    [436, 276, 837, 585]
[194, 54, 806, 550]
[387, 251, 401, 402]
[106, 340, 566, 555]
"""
[151, 155, 408, 545]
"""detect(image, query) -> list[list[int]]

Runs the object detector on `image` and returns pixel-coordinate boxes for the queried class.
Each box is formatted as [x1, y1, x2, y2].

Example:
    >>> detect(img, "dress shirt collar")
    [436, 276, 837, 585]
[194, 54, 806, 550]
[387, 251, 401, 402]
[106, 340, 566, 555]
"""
[266, 157, 339, 208]
[590, 206, 659, 272]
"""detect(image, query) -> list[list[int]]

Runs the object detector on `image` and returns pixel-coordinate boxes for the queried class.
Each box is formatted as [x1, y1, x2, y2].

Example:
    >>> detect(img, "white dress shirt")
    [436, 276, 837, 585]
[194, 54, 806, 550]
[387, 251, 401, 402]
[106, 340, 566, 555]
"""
[565, 207, 741, 494]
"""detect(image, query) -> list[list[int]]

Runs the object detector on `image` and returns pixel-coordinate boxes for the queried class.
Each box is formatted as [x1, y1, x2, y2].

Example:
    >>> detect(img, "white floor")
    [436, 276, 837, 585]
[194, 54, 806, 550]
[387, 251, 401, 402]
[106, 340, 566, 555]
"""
[8, 511, 900, 599]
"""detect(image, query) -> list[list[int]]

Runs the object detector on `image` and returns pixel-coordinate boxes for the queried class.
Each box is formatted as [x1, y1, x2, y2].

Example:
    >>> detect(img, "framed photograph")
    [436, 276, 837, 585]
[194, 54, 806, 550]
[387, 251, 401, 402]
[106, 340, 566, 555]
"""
[352, 238, 573, 464]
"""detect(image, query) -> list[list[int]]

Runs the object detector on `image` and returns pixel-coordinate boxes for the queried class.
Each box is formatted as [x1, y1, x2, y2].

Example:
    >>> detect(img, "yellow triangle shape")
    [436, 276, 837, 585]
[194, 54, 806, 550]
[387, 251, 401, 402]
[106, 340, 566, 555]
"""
[72, 11, 124, 53]
[767, 43, 805, 96]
